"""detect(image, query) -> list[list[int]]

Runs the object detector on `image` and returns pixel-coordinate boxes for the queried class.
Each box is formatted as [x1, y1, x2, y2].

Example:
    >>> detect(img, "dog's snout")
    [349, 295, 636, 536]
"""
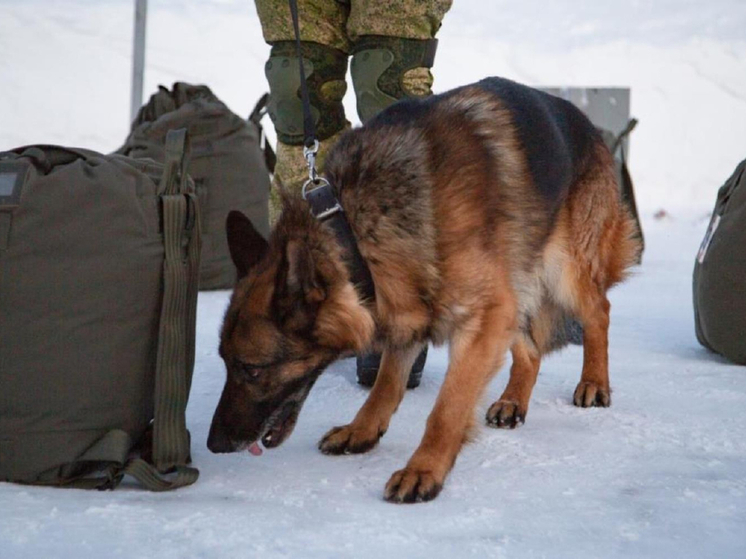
[207, 418, 234, 454]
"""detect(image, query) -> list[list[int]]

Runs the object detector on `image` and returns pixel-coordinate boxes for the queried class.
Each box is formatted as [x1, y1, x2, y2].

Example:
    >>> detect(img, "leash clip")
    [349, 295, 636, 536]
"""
[303, 140, 320, 183]
[302, 139, 332, 202]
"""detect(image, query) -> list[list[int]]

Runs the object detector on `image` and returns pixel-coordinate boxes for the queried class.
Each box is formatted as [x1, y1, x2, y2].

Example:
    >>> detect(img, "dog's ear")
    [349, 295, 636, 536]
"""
[285, 240, 326, 305]
[226, 211, 268, 280]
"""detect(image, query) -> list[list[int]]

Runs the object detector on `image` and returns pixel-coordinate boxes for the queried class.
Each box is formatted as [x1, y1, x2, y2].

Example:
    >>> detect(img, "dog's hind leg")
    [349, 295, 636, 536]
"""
[485, 336, 541, 429]
[318, 343, 425, 455]
[572, 288, 612, 408]
[384, 295, 517, 503]
[563, 162, 623, 408]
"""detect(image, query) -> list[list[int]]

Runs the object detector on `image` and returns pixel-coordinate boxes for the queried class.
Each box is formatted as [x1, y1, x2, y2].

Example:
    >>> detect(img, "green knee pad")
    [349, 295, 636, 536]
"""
[265, 42, 348, 146]
[350, 36, 438, 123]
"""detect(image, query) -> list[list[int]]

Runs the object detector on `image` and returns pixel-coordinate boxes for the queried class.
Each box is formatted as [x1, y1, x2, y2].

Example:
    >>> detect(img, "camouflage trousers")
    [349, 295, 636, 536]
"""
[254, 0, 452, 221]
[255, 0, 453, 51]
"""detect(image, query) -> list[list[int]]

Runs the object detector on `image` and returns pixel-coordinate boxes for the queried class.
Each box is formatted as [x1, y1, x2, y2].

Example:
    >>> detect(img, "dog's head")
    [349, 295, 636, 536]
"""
[207, 208, 375, 455]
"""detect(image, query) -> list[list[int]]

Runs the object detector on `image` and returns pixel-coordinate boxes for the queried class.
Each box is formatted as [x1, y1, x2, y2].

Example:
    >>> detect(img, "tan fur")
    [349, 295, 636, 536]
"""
[210, 80, 641, 504]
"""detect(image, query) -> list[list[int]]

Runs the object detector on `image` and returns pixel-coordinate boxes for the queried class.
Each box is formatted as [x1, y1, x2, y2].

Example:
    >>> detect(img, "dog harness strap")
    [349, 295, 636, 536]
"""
[305, 184, 376, 302]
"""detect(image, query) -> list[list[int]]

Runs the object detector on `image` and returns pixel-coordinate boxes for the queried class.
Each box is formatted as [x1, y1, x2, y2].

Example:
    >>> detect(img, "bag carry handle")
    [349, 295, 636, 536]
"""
[11, 145, 102, 173]
[609, 118, 638, 158]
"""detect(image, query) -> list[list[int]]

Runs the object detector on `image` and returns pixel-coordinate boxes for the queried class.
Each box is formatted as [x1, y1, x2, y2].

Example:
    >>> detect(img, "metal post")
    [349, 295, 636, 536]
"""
[130, 0, 148, 123]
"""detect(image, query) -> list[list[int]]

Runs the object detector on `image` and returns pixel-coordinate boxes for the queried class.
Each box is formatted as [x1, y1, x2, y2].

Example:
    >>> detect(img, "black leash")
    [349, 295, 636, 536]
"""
[287, 0, 376, 302]
[288, 0, 317, 152]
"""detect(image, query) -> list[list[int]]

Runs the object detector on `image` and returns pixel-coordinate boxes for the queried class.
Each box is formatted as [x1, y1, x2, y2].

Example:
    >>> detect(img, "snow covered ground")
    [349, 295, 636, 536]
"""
[2, 0, 746, 558]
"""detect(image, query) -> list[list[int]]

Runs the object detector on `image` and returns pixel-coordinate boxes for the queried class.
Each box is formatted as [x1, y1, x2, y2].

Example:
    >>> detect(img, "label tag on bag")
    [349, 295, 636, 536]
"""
[0, 160, 28, 209]
[697, 214, 721, 264]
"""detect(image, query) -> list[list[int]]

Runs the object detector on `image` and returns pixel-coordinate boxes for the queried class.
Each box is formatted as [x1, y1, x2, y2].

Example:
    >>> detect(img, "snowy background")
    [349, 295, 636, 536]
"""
[1, 0, 746, 557]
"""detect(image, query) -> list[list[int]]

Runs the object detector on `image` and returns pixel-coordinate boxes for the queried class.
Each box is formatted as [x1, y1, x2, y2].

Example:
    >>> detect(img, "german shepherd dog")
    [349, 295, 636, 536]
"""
[207, 77, 641, 503]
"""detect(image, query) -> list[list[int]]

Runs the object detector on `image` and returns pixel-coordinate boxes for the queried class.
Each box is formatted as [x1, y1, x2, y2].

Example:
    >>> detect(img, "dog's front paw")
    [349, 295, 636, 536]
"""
[573, 381, 611, 408]
[384, 468, 443, 504]
[485, 399, 526, 429]
[318, 423, 384, 455]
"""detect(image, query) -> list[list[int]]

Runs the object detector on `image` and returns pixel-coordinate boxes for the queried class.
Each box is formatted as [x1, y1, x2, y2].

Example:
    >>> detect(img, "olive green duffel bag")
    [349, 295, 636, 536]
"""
[0, 129, 201, 490]
[118, 82, 271, 290]
[693, 158, 746, 365]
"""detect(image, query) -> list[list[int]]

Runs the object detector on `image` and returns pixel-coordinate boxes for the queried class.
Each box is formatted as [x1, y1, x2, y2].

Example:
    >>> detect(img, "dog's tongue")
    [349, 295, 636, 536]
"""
[248, 442, 263, 456]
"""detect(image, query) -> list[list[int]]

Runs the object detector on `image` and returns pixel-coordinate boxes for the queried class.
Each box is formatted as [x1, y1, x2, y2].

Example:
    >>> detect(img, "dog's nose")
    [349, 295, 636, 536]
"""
[207, 419, 233, 454]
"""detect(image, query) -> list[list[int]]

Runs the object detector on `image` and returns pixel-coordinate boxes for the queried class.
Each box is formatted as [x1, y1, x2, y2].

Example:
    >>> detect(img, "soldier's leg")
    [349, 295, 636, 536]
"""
[347, 0, 452, 122]
[254, 0, 351, 222]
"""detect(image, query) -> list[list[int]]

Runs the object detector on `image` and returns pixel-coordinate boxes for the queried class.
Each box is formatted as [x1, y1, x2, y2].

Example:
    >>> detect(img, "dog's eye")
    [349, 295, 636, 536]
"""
[235, 361, 262, 381]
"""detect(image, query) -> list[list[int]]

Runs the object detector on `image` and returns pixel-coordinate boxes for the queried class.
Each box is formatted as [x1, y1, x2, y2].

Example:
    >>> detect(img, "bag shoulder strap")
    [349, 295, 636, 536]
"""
[249, 93, 277, 174]
[132, 128, 201, 490]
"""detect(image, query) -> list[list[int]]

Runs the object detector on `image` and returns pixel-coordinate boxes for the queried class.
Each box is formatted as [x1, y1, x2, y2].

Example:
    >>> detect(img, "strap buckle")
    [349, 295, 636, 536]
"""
[302, 175, 342, 220]
[302, 175, 331, 201]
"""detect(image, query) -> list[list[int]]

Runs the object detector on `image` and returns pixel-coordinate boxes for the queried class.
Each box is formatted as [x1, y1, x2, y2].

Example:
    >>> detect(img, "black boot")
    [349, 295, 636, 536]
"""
[356, 346, 428, 389]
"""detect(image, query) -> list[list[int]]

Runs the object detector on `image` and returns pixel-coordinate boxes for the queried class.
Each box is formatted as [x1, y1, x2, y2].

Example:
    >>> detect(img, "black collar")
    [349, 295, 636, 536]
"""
[305, 182, 376, 303]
